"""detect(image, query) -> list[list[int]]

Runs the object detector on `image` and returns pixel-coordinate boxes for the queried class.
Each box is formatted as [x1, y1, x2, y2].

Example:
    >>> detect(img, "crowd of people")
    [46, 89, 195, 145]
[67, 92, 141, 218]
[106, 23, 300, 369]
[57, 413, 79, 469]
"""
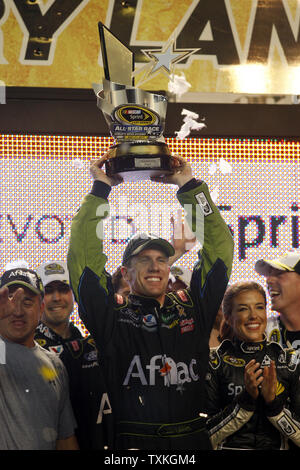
[0, 154, 300, 451]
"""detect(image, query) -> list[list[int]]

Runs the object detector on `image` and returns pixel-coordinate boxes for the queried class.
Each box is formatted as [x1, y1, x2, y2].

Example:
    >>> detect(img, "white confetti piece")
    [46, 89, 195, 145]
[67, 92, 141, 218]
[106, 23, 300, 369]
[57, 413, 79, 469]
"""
[168, 73, 191, 99]
[175, 122, 193, 140]
[72, 158, 84, 169]
[208, 163, 217, 175]
[0, 338, 6, 364]
[210, 186, 219, 203]
[219, 158, 232, 174]
[5, 259, 29, 270]
[181, 108, 199, 120]
[175, 109, 206, 140]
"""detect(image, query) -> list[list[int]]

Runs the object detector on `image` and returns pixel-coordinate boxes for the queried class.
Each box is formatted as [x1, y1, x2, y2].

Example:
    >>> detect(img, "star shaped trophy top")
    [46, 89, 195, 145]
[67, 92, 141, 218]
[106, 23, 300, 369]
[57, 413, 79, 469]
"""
[95, 22, 173, 182]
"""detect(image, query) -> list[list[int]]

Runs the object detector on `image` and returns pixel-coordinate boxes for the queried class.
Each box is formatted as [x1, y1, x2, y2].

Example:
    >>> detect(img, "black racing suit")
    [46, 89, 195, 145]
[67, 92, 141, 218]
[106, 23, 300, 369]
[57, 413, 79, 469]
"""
[266, 315, 300, 351]
[205, 338, 300, 450]
[67, 178, 234, 450]
[35, 322, 114, 449]
[35, 321, 83, 352]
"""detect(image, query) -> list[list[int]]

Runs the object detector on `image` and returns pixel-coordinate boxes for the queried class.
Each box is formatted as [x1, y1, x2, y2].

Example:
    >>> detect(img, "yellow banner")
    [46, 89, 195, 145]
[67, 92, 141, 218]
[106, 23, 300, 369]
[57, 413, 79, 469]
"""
[0, 0, 300, 95]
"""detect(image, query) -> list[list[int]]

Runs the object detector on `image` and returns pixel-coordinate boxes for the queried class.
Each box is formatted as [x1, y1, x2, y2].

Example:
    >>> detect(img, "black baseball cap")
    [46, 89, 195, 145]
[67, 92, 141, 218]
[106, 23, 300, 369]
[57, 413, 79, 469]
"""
[0, 268, 44, 296]
[122, 232, 175, 265]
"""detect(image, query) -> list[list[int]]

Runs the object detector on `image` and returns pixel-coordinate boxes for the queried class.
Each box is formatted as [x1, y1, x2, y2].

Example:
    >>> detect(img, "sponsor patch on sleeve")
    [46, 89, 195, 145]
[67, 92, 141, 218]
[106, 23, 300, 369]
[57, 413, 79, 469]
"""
[179, 318, 195, 334]
[174, 289, 193, 307]
[277, 415, 296, 436]
[49, 345, 64, 356]
[195, 192, 213, 216]
[177, 290, 188, 302]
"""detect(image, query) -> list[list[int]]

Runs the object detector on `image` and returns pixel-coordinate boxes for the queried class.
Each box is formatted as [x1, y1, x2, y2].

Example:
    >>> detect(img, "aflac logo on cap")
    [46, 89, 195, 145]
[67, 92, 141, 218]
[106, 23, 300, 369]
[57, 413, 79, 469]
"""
[8, 269, 39, 288]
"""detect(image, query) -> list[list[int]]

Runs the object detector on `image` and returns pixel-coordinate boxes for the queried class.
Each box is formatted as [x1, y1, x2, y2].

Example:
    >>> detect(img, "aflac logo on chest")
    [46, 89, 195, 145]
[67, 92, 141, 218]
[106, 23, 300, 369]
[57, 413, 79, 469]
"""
[123, 354, 199, 386]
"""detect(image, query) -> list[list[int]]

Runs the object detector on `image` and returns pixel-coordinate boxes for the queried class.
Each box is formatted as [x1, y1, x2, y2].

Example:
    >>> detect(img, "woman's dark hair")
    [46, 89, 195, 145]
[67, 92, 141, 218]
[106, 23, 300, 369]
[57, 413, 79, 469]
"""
[219, 281, 267, 342]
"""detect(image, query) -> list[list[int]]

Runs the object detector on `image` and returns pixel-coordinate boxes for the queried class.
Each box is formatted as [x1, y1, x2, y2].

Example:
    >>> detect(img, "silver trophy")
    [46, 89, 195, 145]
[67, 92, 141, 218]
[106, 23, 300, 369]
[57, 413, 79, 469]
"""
[96, 23, 172, 182]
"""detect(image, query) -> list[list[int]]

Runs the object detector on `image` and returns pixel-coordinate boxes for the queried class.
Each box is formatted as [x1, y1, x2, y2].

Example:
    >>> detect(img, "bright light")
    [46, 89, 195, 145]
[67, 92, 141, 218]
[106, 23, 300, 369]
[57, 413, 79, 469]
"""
[232, 64, 268, 94]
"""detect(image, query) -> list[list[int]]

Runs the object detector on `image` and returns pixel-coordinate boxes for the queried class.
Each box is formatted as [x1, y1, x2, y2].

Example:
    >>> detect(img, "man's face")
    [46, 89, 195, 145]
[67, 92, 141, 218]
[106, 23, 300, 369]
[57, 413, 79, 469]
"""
[122, 248, 170, 304]
[226, 289, 267, 343]
[43, 281, 74, 326]
[0, 285, 43, 348]
[265, 268, 300, 314]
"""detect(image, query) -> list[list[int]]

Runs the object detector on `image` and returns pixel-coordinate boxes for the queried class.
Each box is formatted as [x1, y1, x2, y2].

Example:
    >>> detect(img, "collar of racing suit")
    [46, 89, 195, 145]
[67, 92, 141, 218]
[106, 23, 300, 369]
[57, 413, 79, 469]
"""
[232, 335, 267, 355]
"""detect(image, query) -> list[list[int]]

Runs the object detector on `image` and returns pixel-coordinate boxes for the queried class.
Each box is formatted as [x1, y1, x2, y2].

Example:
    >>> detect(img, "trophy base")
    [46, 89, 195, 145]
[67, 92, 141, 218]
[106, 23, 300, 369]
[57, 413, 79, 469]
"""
[105, 142, 173, 182]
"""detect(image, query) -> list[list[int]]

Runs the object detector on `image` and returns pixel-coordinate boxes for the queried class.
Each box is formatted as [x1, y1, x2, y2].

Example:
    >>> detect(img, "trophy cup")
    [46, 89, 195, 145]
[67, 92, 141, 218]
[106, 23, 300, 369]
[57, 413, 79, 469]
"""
[95, 23, 173, 182]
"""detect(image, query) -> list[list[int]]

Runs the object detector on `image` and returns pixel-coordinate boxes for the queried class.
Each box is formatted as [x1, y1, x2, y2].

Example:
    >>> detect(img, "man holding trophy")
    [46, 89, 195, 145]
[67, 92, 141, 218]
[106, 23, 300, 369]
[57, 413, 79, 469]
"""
[67, 25, 234, 450]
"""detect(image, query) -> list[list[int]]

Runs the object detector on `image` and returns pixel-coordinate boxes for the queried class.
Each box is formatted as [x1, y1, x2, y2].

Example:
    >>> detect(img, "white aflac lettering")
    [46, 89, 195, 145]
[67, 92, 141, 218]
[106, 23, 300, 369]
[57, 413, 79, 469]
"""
[96, 393, 112, 424]
[189, 358, 199, 381]
[146, 355, 162, 385]
[123, 354, 199, 386]
[123, 355, 147, 385]
[177, 361, 191, 385]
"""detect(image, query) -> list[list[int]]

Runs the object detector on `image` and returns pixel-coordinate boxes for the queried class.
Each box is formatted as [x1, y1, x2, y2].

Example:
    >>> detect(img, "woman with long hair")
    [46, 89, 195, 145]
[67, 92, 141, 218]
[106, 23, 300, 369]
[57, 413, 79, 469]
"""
[205, 281, 300, 450]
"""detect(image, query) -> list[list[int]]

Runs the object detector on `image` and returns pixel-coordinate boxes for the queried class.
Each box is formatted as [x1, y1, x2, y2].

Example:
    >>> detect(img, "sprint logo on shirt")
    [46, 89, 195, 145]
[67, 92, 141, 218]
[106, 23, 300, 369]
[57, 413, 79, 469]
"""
[123, 354, 199, 386]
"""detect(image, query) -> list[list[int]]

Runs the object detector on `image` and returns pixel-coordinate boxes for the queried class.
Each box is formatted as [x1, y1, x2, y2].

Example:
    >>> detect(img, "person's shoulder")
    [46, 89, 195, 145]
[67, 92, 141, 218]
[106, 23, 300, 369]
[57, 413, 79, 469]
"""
[69, 322, 84, 339]
[265, 314, 281, 342]
[209, 339, 233, 369]
[34, 342, 65, 369]
[277, 344, 300, 371]
[64, 335, 98, 357]
[266, 339, 300, 370]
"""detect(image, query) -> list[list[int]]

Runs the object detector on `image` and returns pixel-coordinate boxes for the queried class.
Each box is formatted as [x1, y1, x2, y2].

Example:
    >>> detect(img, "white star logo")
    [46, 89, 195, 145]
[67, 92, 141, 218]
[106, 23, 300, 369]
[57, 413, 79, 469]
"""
[135, 35, 199, 85]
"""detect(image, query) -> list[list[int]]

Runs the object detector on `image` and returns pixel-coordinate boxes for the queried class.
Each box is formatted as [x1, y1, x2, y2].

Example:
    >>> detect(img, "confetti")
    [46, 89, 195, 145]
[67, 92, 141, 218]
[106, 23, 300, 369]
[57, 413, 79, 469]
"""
[5, 259, 29, 270]
[175, 109, 206, 140]
[181, 108, 200, 120]
[208, 163, 217, 175]
[168, 73, 191, 99]
[72, 158, 84, 169]
[210, 186, 219, 203]
[219, 157, 232, 174]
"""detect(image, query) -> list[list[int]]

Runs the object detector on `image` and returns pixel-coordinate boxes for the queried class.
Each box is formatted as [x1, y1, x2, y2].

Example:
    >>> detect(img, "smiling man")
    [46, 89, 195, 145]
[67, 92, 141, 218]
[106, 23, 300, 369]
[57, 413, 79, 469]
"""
[35, 260, 113, 450]
[255, 251, 300, 350]
[121, 238, 173, 304]
[35, 261, 82, 348]
[67, 154, 234, 450]
[0, 267, 78, 450]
